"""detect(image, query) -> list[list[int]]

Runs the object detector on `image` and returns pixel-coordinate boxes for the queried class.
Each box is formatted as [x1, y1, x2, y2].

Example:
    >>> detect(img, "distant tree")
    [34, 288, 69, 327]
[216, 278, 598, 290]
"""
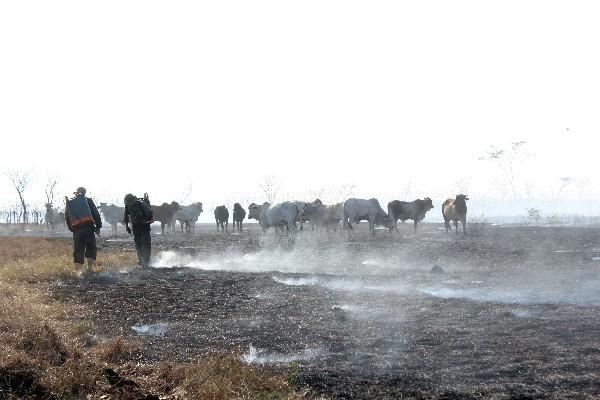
[178, 182, 193, 204]
[5, 169, 32, 224]
[259, 176, 282, 203]
[553, 176, 574, 200]
[454, 178, 471, 196]
[44, 174, 59, 205]
[479, 141, 528, 199]
[398, 181, 412, 200]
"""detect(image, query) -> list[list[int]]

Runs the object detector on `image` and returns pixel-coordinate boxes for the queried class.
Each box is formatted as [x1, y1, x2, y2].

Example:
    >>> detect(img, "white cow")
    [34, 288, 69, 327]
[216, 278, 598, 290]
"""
[44, 203, 64, 231]
[342, 198, 393, 236]
[99, 203, 126, 238]
[248, 201, 304, 241]
[174, 202, 203, 233]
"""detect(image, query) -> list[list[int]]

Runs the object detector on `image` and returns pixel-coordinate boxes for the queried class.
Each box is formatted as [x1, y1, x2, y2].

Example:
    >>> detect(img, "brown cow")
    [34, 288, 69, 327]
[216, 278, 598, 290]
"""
[442, 194, 469, 234]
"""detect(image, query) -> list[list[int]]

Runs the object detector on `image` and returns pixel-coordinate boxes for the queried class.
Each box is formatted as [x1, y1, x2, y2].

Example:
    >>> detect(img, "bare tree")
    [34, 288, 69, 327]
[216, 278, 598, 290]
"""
[259, 176, 283, 203]
[454, 178, 471, 196]
[398, 181, 413, 200]
[574, 177, 590, 199]
[553, 176, 574, 200]
[335, 183, 356, 203]
[178, 182, 193, 204]
[44, 174, 59, 205]
[5, 169, 32, 225]
[479, 141, 529, 199]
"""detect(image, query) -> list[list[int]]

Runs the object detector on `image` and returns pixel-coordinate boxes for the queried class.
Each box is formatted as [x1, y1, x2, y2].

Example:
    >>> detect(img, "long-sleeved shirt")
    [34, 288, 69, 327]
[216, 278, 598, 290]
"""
[65, 196, 102, 232]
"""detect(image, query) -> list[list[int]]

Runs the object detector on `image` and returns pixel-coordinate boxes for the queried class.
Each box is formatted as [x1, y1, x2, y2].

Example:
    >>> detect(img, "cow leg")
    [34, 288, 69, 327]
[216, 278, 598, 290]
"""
[462, 217, 467, 235]
[454, 220, 458, 233]
[225, 221, 228, 232]
[413, 220, 418, 234]
[444, 218, 450, 233]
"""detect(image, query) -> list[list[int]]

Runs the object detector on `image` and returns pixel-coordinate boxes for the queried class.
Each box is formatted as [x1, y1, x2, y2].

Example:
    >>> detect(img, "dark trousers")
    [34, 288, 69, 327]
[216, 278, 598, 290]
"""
[133, 229, 151, 267]
[73, 226, 97, 264]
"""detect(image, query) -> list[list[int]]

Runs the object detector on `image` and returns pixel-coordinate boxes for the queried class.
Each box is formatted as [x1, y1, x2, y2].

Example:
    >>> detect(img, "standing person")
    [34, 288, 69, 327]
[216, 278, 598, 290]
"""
[65, 187, 102, 274]
[124, 193, 154, 267]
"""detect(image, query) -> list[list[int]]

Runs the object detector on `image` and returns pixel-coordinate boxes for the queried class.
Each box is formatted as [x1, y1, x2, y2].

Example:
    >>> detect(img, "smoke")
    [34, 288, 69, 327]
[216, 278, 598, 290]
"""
[131, 323, 168, 336]
[242, 345, 324, 365]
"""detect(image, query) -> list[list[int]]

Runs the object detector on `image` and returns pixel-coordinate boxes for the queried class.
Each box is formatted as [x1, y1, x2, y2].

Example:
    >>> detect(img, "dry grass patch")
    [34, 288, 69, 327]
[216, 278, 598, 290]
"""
[0, 237, 137, 282]
[0, 237, 311, 399]
[92, 337, 142, 363]
[157, 352, 306, 400]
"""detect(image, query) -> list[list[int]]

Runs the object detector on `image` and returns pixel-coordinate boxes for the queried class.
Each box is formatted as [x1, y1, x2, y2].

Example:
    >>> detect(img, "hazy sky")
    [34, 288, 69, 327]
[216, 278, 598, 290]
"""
[1, 1, 599, 219]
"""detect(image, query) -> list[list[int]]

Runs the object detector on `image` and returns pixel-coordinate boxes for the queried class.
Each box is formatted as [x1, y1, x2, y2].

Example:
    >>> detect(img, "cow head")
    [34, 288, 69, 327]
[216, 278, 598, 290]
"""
[192, 202, 203, 213]
[376, 213, 394, 229]
[423, 197, 434, 210]
[45, 203, 53, 211]
[456, 194, 469, 202]
[247, 203, 262, 220]
[170, 201, 181, 211]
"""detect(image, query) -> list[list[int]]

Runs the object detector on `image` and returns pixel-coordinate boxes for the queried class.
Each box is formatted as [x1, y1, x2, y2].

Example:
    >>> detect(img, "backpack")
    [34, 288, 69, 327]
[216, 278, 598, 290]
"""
[130, 198, 154, 225]
[65, 196, 93, 227]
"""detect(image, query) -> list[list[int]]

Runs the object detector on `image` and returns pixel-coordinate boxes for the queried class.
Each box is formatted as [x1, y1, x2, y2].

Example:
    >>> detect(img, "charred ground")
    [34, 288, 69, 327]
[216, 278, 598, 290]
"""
[49, 223, 600, 399]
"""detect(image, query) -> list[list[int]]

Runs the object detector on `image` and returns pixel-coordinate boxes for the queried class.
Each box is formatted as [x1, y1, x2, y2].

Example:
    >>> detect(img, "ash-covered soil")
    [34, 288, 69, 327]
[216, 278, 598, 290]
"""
[49, 223, 600, 399]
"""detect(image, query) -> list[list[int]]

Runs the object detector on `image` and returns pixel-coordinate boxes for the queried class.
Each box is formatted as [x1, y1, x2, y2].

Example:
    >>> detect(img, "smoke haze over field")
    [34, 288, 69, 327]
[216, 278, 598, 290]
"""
[1, 1, 600, 222]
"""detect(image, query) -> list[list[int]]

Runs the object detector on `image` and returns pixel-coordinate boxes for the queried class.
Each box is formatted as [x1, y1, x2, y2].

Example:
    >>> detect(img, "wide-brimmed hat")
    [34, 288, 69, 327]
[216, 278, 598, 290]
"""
[74, 186, 86, 195]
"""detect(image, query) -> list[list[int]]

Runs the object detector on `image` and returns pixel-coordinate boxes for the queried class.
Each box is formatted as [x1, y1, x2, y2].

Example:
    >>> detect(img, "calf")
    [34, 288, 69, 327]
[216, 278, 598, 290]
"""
[342, 198, 393, 236]
[232, 203, 246, 232]
[388, 197, 434, 233]
[214, 205, 229, 232]
[442, 194, 469, 234]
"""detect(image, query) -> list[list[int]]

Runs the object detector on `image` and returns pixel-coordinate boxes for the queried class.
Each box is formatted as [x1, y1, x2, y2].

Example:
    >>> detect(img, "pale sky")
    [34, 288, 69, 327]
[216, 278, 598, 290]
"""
[1, 1, 599, 220]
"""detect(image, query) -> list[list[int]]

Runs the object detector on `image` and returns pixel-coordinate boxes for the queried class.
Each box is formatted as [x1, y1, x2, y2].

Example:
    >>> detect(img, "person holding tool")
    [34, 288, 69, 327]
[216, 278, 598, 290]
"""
[124, 192, 154, 267]
[64, 186, 102, 275]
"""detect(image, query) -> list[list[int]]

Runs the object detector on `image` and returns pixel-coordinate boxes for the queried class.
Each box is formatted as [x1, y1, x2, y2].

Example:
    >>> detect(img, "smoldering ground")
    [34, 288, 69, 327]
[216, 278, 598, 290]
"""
[49, 223, 600, 399]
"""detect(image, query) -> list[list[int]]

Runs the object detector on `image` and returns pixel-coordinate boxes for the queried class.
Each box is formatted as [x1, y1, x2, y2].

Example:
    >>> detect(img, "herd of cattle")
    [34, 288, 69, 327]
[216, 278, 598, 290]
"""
[42, 195, 470, 239]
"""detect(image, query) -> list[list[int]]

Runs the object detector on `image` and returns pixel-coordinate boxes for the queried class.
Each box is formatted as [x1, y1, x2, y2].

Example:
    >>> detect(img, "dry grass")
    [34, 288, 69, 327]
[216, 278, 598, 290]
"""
[0, 237, 137, 282]
[157, 353, 306, 400]
[0, 237, 310, 399]
[92, 337, 142, 363]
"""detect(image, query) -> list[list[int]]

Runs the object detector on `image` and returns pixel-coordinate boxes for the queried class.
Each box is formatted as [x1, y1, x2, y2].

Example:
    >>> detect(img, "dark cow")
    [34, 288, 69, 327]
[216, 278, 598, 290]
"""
[442, 194, 469, 234]
[232, 203, 246, 232]
[296, 199, 321, 231]
[214, 205, 229, 232]
[302, 201, 343, 231]
[387, 197, 434, 233]
[152, 201, 181, 234]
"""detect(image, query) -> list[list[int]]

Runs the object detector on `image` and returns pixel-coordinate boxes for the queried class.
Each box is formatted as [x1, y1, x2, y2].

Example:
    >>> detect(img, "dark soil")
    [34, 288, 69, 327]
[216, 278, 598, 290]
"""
[49, 223, 600, 399]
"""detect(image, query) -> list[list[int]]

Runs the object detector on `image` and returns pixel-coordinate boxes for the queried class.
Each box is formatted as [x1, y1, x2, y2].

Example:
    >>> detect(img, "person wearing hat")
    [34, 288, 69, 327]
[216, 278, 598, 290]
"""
[64, 187, 102, 274]
[123, 192, 154, 267]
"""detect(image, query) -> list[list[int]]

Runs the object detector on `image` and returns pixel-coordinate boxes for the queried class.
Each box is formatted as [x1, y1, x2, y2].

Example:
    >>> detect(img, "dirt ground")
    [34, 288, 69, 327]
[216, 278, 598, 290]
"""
[46, 222, 600, 399]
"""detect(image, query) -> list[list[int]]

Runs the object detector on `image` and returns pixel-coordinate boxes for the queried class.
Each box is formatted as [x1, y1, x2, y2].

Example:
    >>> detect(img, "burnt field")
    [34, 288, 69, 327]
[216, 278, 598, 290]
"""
[49, 223, 600, 399]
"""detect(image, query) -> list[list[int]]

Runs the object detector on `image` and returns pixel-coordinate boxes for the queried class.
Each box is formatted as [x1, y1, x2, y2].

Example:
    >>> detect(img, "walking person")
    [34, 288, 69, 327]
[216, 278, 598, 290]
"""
[124, 193, 154, 267]
[65, 187, 102, 275]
